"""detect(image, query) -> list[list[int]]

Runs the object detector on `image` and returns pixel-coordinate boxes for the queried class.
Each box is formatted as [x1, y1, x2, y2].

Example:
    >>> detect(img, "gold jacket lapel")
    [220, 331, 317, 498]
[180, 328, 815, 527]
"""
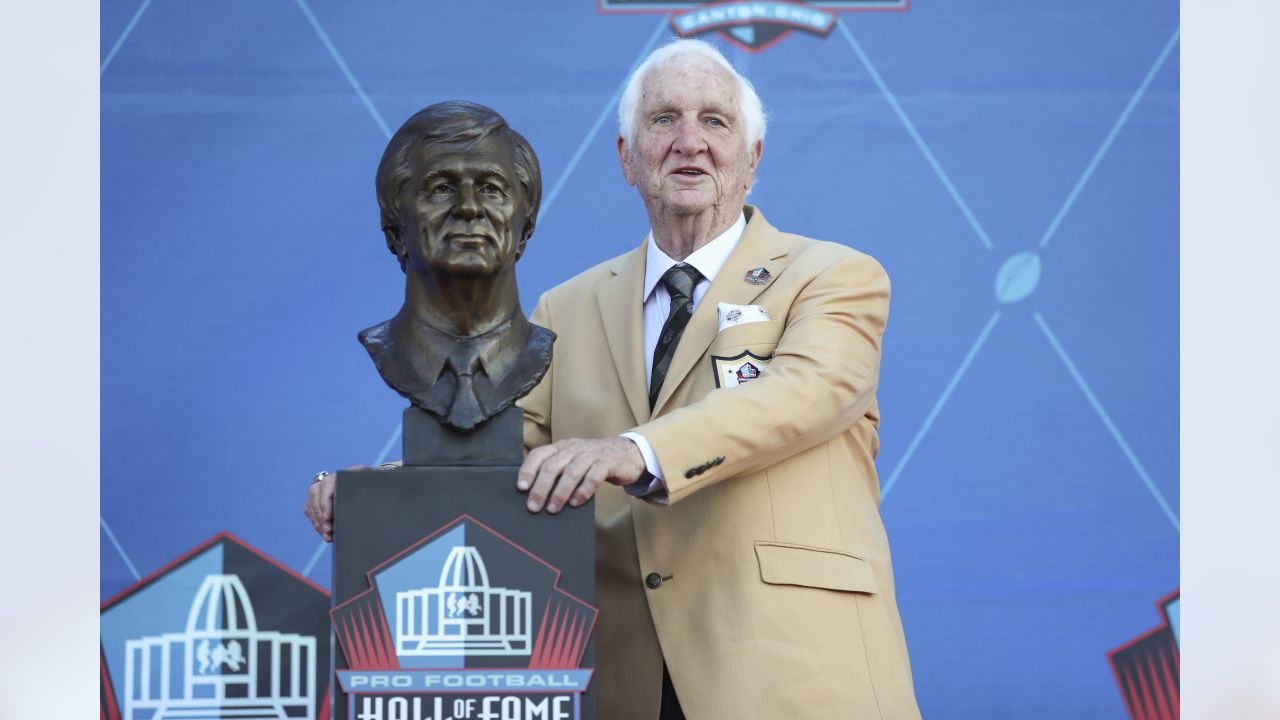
[597, 242, 651, 425]
[651, 207, 789, 415]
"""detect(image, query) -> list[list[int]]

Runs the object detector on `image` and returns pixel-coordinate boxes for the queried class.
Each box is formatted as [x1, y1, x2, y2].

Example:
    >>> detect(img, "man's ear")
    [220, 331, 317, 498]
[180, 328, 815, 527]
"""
[383, 223, 407, 272]
[617, 135, 636, 186]
[743, 139, 763, 193]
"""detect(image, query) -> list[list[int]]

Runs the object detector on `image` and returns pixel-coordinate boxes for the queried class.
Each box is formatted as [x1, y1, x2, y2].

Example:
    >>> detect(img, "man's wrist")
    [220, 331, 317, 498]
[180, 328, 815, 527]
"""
[630, 468, 656, 488]
[619, 431, 664, 481]
[619, 432, 669, 503]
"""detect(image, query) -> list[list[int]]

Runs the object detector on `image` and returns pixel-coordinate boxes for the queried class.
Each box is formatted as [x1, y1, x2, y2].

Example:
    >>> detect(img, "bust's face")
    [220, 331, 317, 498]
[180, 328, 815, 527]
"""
[398, 134, 527, 279]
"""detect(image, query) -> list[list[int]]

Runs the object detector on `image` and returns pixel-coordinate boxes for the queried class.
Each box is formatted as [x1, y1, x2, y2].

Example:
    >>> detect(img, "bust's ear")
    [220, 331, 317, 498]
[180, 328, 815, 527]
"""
[515, 223, 532, 261]
[383, 224, 407, 272]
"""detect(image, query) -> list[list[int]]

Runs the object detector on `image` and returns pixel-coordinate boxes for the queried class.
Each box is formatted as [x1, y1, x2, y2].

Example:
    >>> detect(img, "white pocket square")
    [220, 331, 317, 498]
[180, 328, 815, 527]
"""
[717, 302, 770, 332]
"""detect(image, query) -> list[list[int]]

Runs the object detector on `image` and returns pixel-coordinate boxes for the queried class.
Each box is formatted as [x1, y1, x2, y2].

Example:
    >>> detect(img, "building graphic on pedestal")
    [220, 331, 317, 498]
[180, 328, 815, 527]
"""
[395, 546, 533, 656]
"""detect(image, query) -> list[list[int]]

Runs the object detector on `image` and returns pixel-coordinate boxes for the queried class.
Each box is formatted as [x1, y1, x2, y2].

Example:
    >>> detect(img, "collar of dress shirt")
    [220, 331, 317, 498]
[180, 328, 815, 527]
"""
[641, 212, 747, 302]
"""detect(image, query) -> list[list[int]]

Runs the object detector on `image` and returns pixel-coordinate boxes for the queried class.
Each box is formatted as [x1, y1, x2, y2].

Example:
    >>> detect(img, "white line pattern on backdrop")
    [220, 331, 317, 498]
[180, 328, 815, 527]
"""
[101, 0, 155, 75]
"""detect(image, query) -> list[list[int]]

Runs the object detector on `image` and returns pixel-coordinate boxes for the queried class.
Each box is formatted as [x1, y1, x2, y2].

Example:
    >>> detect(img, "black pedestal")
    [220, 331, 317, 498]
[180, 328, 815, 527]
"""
[330, 407, 596, 720]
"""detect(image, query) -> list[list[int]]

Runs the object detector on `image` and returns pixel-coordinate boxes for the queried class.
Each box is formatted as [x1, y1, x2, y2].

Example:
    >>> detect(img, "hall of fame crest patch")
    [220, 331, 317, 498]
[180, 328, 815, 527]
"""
[712, 350, 772, 388]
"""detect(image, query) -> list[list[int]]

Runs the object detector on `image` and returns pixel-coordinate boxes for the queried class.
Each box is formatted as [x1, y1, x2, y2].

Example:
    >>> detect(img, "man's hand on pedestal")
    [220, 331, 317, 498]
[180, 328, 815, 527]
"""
[517, 437, 646, 514]
[303, 464, 397, 541]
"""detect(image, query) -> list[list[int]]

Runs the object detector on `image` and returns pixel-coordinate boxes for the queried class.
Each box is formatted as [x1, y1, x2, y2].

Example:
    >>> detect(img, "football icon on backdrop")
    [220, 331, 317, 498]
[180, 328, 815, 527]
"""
[100, 533, 331, 720]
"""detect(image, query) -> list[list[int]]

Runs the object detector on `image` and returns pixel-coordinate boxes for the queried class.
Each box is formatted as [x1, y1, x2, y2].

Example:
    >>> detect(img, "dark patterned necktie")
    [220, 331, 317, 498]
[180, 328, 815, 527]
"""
[649, 264, 704, 410]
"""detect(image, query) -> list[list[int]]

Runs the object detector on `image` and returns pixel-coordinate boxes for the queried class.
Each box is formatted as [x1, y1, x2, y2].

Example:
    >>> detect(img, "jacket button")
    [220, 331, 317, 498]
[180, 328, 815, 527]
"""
[645, 572, 663, 589]
[685, 469, 696, 479]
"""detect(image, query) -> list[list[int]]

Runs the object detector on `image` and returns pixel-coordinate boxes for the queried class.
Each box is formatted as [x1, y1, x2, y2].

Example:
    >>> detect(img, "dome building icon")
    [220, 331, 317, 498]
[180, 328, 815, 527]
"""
[122, 574, 317, 719]
[395, 546, 533, 656]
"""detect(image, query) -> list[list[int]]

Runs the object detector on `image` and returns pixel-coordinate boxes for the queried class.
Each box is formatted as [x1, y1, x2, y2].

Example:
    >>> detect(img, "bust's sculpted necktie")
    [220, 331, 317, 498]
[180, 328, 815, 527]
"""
[446, 346, 484, 428]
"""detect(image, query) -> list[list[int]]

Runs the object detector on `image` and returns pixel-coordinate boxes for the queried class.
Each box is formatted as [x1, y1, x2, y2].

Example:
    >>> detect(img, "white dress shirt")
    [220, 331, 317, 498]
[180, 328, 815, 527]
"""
[621, 213, 747, 498]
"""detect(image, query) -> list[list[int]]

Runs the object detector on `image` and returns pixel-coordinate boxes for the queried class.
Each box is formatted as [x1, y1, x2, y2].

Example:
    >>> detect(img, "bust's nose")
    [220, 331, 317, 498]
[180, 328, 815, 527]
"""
[454, 184, 482, 220]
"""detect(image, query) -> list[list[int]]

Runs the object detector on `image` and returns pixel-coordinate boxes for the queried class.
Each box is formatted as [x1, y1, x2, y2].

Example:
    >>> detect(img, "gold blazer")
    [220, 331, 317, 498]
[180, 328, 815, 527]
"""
[520, 207, 920, 719]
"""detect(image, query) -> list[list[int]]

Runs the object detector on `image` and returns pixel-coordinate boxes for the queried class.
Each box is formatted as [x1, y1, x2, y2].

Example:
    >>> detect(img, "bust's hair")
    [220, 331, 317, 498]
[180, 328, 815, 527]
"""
[375, 101, 542, 270]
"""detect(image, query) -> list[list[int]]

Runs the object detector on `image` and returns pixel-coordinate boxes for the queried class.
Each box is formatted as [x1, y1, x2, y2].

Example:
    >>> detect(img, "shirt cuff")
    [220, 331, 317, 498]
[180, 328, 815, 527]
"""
[619, 432, 669, 505]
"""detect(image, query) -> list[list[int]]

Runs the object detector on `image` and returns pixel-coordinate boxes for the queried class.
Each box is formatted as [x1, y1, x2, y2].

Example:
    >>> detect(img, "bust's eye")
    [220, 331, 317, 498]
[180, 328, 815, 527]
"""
[477, 182, 504, 198]
[428, 183, 454, 198]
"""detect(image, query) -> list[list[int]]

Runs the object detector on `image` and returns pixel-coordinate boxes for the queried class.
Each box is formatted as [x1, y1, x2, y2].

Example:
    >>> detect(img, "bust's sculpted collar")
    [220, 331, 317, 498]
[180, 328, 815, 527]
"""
[358, 310, 554, 431]
[402, 310, 527, 382]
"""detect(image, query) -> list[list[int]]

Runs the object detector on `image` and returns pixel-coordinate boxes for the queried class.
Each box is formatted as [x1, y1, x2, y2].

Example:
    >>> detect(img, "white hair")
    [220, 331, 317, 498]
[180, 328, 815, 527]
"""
[617, 38, 767, 152]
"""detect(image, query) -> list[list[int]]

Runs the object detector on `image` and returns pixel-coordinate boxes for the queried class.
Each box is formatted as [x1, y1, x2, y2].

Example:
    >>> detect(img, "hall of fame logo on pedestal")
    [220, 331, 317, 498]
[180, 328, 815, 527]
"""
[600, 1, 908, 53]
[100, 533, 331, 720]
[332, 515, 597, 720]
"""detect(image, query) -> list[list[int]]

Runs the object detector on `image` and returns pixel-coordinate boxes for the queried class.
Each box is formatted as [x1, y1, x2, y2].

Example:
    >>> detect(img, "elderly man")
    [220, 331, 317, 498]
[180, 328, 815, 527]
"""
[515, 40, 920, 720]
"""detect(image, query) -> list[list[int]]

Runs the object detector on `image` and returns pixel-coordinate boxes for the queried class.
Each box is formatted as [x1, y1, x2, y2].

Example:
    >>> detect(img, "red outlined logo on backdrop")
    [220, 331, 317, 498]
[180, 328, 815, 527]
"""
[600, 0, 908, 53]
[100, 533, 332, 720]
[1108, 589, 1180, 720]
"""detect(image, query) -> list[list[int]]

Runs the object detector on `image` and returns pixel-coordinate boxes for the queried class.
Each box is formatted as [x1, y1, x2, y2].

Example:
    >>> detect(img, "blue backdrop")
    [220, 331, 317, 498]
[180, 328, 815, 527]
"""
[101, 2, 1179, 717]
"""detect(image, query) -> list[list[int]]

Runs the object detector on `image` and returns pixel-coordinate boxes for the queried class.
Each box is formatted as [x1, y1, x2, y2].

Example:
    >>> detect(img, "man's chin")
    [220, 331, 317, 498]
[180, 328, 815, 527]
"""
[659, 201, 717, 218]
[652, 188, 721, 216]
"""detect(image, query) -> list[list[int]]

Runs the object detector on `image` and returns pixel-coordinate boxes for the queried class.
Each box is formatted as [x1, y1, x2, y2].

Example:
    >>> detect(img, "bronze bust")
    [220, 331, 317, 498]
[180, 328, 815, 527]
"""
[359, 101, 554, 431]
